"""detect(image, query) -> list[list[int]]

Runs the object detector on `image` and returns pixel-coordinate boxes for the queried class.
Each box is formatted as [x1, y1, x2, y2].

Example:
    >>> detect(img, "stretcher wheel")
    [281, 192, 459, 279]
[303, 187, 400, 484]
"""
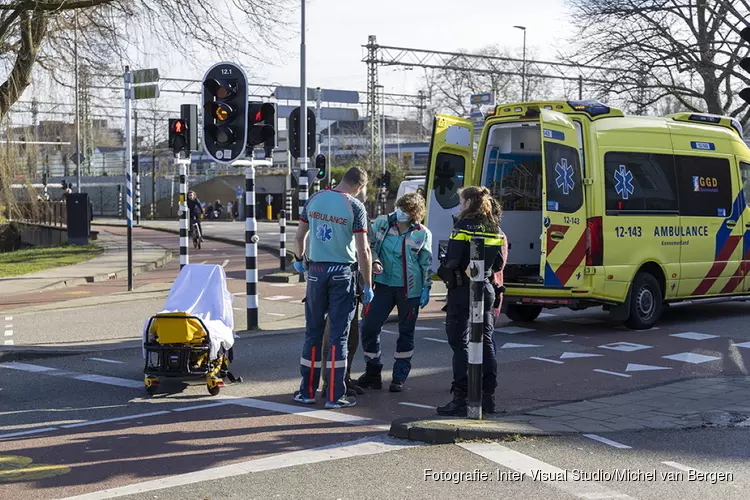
[146, 385, 158, 395]
[208, 385, 220, 396]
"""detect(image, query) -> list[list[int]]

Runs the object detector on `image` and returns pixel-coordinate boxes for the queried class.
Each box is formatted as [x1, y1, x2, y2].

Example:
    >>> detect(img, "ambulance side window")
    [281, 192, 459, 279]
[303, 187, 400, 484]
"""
[675, 156, 732, 218]
[432, 152, 465, 209]
[740, 162, 750, 208]
[603, 152, 678, 214]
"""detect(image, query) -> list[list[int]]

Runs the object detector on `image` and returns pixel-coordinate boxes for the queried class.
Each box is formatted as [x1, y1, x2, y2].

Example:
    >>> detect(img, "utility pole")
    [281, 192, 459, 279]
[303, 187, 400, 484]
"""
[74, 11, 81, 193]
[298, 0, 309, 216]
[514, 25, 527, 101]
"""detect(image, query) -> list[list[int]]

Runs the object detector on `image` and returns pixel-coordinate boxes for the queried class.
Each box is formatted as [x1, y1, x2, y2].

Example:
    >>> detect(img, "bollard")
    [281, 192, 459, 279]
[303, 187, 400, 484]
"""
[279, 209, 287, 271]
[178, 158, 189, 269]
[467, 237, 485, 420]
[245, 162, 259, 330]
[266, 204, 272, 221]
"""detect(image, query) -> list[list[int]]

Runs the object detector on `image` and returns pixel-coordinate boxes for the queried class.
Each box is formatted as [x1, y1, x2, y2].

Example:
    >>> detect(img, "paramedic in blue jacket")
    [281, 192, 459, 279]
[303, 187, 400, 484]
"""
[357, 193, 433, 392]
[291, 166, 374, 409]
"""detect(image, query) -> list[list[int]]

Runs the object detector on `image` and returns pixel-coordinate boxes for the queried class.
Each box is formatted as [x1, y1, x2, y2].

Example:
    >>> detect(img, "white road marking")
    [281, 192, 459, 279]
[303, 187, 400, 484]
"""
[424, 337, 448, 343]
[662, 461, 700, 473]
[59, 435, 425, 500]
[593, 369, 631, 378]
[0, 427, 58, 439]
[414, 326, 439, 331]
[459, 442, 636, 500]
[500, 343, 542, 349]
[625, 363, 672, 372]
[88, 358, 125, 365]
[670, 332, 719, 341]
[265, 295, 293, 301]
[3, 340, 12, 345]
[399, 402, 436, 409]
[530, 357, 564, 365]
[72, 374, 143, 389]
[495, 326, 535, 334]
[598, 341, 652, 352]
[560, 352, 602, 359]
[4, 317, 11, 321]
[560, 340, 573, 343]
[221, 259, 230, 267]
[583, 434, 632, 449]
[538, 312, 556, 318]
[265, 312, 285, 317]
[549, 333, 571, 337]
[0, 362, 55, 373]
[199, 260, 208, 264]
[61, 411, 172, 429]
[270, 283, 297, 287]
[733, 341, 750, 348]
[382, 329, 397, 334]
[4, 331, 12, 337]
[172, 402, 231, 412]
[662, 352, 722, 364]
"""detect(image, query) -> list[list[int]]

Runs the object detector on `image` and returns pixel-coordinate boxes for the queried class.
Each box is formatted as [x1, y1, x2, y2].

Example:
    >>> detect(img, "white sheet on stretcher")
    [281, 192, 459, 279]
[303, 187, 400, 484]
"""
[142, 264, 236, 360]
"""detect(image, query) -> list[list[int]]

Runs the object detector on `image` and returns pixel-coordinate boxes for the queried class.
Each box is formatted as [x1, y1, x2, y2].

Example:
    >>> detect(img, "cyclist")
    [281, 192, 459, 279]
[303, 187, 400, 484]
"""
[187, 191, 204, 241]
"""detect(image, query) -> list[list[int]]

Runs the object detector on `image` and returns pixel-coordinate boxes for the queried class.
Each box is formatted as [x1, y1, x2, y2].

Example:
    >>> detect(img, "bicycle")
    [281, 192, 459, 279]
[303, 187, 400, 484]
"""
[191, 220, 202, 249]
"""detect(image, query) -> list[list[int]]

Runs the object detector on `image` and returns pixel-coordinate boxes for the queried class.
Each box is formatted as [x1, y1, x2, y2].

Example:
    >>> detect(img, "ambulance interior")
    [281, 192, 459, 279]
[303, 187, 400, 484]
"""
[482, 122, 544, 283]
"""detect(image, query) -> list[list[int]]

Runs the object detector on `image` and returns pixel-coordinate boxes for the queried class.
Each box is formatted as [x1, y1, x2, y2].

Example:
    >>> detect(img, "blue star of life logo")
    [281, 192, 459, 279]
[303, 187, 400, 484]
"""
[554, 158, 575, 195]
[316, 223, 333, 242]
[614, 165, 635, 200]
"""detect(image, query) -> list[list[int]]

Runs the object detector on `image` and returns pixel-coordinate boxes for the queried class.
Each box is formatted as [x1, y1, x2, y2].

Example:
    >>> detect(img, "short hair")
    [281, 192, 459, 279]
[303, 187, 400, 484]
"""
[396, 192, 426, 223]
[342, 166, 368, 187]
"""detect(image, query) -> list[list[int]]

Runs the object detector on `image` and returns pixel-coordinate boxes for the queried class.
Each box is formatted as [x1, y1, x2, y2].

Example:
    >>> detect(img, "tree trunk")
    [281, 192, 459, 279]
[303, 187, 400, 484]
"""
[0, 10, 47, 120]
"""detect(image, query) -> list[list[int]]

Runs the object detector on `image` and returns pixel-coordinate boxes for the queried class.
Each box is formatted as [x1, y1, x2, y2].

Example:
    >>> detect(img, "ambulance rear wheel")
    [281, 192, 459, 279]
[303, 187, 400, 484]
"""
[625, 272, 662, 330]
[506, 304, 543, 323]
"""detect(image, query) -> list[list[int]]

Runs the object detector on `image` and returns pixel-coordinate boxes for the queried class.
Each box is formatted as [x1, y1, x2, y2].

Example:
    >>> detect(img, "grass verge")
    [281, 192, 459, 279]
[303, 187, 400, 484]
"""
[0, 243, 103, 277]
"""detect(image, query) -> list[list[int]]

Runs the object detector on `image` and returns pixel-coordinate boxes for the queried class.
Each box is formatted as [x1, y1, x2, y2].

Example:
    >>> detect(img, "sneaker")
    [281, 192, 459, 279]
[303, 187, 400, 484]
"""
[325, 395, 357, 409]
[293, 391, 315, 405]
[389, 380, 405, 392]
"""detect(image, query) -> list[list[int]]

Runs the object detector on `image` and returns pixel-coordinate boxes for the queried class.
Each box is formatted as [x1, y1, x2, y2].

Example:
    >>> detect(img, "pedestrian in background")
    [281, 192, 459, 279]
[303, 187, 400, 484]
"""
[435, 186, 506, 417]
[357, 193, 433, 393]
[292, 166, 374, 409]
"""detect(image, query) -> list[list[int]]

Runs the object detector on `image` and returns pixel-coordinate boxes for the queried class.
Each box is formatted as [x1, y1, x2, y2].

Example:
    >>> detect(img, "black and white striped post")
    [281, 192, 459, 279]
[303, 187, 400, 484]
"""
[285, 189, 293, 221]
[117, 185, 123, 219]
[313, 179, 320, 193]
[135, 169, 141, 226]
[468, 237, 486, 420]
[177, 157, 189, 269]
[279, 209, 287, 271]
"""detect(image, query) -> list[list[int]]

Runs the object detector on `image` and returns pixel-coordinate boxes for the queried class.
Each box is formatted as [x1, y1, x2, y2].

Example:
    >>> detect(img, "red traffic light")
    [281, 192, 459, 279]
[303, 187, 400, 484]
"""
[172, 119, 186, 133]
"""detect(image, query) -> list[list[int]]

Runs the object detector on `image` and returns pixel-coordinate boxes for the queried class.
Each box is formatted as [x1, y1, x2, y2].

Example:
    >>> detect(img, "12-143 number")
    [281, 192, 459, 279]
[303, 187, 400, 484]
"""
[615, 226, 642, 238]
[564, 216, 580, 225]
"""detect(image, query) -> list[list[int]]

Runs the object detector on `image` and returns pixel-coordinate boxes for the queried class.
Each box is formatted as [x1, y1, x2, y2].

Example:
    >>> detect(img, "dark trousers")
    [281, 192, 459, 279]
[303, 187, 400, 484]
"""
[360, 284, 421, 382]
[298, 263, 357, 403]
[322, 300, 360, 385]
[445, 281, 497, 395]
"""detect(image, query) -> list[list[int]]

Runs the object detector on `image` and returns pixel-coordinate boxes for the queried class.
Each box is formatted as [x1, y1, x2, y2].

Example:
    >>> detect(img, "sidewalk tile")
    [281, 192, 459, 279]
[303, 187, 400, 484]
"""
[598, 404, 655, 416]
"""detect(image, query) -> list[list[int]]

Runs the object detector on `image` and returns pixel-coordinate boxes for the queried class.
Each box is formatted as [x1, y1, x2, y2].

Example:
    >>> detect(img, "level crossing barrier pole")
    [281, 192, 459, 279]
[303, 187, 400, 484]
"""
[177, 156, 189, 269]
[279, 210, 287, 271]
[467, 237, 485, 420]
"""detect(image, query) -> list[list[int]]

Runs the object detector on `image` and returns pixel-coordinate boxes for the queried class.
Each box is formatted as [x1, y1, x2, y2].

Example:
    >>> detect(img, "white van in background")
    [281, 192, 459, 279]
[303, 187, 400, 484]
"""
[397, 176, 426, 199]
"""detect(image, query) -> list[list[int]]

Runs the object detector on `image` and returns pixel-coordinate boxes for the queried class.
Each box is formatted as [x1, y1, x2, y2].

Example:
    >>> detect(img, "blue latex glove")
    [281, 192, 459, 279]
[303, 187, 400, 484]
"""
[293, 261, 306, 274]
[420, 288, 430, 309]
[362, 285, 374, 304]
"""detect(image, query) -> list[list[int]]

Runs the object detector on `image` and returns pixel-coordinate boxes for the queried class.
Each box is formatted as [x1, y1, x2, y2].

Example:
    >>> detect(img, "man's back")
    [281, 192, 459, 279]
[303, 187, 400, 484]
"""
[300, 190, 367, 264]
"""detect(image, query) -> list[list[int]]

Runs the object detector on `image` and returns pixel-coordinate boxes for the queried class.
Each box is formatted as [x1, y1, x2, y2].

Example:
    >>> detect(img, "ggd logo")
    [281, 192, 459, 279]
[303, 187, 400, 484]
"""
[693, 176, 719, 192]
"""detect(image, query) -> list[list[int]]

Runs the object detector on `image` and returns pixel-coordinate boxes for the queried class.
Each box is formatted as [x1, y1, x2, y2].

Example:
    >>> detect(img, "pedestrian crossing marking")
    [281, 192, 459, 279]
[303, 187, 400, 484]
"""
[625, 363, 672, 372]
[662, 352, 721, 364]
[598, 342, 652, 352]
[264, 295, 293, 301]
[495, 326, 535, 334]
[670, 332, 719, 341]
[593, 369, 631, 378]
[500, 343, 542, 349]
[560, 352, 603, 359]
[530, 357, 564, 364]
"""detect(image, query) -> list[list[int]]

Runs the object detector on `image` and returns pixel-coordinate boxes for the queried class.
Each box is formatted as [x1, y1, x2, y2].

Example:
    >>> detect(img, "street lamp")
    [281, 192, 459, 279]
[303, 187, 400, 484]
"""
[513, 25, 527, 102]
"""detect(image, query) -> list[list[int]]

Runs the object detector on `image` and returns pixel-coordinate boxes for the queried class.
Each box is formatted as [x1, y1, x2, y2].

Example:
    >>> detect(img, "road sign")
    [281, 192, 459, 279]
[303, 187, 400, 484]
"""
[132, 68, 160, 84]
[71, 151, 85, 165]
[236, 187, 243, 198]
[265, 194, 273, 204]
[274, 86, 359, 104]
[470, 92, 494, 106]
[277, 105, 358, 122]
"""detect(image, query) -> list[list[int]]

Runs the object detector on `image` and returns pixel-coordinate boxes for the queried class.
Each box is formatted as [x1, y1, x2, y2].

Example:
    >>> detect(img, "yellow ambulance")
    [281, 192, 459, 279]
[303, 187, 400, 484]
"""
[425, 100, 750, 329]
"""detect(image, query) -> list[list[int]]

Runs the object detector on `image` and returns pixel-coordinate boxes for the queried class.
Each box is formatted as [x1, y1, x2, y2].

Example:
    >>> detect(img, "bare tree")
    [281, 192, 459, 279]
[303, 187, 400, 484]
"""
[0, 0, 292, 120]
[565, 0, 750, 122]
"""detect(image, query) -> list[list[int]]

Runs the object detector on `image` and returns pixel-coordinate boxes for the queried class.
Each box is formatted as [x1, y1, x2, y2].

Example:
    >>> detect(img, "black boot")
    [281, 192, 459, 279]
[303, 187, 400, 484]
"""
[346, 376, 365, 395]
[356, 363, 383, 389]
[436, 388, 467, 417]
[482, 393, 497, 414]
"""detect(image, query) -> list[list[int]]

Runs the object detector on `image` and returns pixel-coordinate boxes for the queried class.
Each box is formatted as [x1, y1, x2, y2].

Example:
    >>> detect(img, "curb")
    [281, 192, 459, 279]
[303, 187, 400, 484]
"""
[389, 417, 564, 444]
[35, 248, 173, 293]
[0, 347, 92, 362]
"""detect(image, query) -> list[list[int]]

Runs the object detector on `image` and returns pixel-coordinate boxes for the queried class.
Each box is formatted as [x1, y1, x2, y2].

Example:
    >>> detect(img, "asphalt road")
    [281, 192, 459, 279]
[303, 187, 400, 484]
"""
[5, 227, 750, 498]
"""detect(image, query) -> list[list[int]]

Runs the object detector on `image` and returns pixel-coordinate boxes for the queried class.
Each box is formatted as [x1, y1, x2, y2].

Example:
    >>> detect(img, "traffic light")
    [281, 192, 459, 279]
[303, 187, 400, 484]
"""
[247, 101, 276, 158]
[42, 173, 47, 186]
[180, 104, 198, 152]
[132, 154, 139, 175]
[382, 171, 392, 189]
[61, 179, 66, 189]
[741, 27, 750, 104]
[315, 154, 326, 180]
[288, 106, 316, 159]
[168, 118, 188, 155]
[202, 62, 249, 164]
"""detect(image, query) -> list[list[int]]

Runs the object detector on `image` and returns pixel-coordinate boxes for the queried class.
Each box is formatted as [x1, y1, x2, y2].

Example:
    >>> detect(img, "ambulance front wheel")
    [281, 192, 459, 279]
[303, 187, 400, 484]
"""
[624, 272, 663, 330]
[506, 304, 543, 323]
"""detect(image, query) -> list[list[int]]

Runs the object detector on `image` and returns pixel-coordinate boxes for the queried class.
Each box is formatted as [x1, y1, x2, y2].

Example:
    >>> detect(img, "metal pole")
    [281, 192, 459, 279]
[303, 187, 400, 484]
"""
[124, 67, 133, 291]
[74, 12, 81, 193]
[298, 0, 309, 219]
[178, 157, 189, 269]
[468, 237, 485, 420]
[244, 160, 259, 330]
[135, 111, 140, 226]
[279, 209, 287, 271]
[522, 29, 527, 101]
[315, 87, 322, 156]
[327, 123, 332, 186]
[286, 188, 293, 222]
[578, 75, 583, 100]
[151, 125, 156, 219]
[117, 184, 122, 219]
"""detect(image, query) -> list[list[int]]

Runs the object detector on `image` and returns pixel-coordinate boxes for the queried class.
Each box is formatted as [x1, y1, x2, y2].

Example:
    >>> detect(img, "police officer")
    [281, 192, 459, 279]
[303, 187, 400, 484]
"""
[292, 166, 374, 409]
[436, 186, 506, 417]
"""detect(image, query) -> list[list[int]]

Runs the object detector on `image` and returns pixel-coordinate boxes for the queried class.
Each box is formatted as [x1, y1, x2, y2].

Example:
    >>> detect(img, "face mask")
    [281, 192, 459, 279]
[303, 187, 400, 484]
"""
[395, 208, 410, 223]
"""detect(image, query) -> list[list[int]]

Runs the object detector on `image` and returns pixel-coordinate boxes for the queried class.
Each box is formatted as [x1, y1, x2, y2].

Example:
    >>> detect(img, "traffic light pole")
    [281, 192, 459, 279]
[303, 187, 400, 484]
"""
[177, 156, 190, 269]
[297, 0, 309, 219]
[124, 67, 134, 292]
[468, 237, 486, 420]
